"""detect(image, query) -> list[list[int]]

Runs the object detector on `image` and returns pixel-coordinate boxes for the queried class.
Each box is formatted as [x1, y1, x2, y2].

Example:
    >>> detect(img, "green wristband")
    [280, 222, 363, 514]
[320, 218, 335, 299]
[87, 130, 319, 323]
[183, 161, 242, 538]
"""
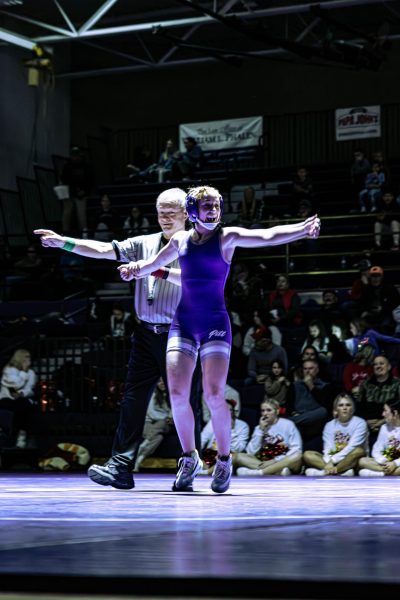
[63, 239, 76, 252]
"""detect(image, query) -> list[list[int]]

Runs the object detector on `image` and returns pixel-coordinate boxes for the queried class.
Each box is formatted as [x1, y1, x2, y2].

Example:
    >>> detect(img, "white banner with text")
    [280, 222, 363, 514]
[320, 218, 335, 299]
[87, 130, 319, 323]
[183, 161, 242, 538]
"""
[179, 116, 263, 151]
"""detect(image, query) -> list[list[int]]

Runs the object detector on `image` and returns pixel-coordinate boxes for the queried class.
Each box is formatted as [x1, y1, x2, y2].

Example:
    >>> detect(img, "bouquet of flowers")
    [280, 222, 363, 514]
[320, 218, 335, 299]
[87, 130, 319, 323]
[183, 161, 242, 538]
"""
[256, 434, 288, 461]
[382, 437, 400, 461]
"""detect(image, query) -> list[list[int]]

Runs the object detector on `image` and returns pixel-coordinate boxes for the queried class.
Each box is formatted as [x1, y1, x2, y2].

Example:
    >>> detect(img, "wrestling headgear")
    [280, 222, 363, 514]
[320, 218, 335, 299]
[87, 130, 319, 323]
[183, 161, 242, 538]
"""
[185, 193, 224, 230]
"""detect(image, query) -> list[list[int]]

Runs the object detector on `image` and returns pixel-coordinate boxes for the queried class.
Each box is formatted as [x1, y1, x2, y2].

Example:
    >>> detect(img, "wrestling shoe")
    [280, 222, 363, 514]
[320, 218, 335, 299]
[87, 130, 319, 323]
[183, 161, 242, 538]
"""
[211, 454, 232, 494]
[87, 460, 135, 490]
[172, 450, 203, 492]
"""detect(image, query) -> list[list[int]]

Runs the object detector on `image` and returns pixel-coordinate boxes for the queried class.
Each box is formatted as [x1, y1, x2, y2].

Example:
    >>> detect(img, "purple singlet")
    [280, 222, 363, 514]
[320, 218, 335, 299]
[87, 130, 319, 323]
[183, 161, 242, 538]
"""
[167, 229, 232, 360]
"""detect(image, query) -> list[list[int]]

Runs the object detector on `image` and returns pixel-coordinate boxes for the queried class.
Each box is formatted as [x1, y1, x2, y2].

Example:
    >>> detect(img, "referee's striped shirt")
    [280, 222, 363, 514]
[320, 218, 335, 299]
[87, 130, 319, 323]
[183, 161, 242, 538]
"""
[113, 233, 181, 325]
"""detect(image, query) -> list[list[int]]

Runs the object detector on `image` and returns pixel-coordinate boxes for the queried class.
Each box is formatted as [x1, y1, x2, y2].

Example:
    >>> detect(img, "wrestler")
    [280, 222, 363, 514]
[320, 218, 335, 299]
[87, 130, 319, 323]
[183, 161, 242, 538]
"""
[119, 185, 321, 493]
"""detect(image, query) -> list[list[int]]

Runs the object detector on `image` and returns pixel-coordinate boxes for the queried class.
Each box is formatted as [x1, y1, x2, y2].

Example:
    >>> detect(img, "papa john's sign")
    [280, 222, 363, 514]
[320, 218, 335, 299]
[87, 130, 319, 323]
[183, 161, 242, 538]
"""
[335, 105, 381, 141]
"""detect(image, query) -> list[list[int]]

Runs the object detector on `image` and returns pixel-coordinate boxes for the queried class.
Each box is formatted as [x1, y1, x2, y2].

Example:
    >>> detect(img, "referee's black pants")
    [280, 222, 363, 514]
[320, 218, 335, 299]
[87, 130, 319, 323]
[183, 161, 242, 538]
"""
[111, 324, 202, 468]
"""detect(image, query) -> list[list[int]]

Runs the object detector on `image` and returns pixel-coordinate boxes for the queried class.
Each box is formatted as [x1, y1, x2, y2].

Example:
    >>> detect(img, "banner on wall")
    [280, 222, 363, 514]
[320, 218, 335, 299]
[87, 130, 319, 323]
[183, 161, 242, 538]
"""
[179, 116, 263, 151]
[335, 105, 381, 141]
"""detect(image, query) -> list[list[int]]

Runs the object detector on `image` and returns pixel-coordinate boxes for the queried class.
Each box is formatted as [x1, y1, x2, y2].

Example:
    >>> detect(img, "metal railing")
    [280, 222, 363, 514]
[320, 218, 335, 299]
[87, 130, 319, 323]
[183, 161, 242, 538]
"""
[34, 336, 131, 413]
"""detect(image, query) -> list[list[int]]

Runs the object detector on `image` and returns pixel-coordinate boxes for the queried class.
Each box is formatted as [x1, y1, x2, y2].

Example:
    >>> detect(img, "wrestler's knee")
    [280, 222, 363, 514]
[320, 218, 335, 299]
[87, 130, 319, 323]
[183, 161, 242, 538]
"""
[204, 388, 226, 411]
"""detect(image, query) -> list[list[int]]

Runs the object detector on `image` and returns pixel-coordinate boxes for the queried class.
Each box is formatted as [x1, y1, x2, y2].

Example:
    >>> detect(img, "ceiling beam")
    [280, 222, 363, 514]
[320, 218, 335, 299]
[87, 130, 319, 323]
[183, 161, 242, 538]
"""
[0, 25, 36, 50]
[53, 0, 76, 34]
[32, 0, 394, 44]
[0, 8, 75, 36]
[78, 0, 120, 34]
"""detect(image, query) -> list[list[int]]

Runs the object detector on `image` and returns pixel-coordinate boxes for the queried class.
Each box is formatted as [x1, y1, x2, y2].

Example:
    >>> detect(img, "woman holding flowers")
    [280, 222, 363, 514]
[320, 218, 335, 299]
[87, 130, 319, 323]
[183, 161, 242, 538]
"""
[234, 398, 303, 476]
[303, 393, 369, 477]
[358, 397, 400, 476]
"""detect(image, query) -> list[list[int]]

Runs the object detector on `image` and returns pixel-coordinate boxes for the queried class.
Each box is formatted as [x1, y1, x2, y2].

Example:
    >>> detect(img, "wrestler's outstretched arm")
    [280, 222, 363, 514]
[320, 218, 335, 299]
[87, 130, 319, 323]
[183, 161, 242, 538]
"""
[119, 236, 180, 282]
[35, 228, 182, 286]
[223, 215, 320, 250]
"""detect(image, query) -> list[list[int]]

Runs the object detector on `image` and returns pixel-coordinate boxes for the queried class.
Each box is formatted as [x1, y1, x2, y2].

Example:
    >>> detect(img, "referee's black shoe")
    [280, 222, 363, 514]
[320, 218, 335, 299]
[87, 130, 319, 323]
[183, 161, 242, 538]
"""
[88, 460, 135, 490]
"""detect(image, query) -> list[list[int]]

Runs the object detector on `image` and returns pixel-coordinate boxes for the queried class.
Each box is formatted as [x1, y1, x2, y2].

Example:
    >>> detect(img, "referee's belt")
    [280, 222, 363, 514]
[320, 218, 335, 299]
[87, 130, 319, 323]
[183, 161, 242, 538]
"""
[140, 321, 170, 334]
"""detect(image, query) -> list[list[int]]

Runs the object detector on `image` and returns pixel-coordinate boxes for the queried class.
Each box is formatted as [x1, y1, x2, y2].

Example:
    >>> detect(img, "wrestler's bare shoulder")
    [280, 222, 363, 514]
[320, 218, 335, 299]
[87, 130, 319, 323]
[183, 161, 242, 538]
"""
[169, 229, 190, 246]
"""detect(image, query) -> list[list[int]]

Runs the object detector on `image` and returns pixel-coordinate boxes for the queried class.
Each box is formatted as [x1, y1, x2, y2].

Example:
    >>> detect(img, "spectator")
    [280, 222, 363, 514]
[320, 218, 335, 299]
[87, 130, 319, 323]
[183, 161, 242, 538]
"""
[313, 289, 346, 334]
[344, 317, 400, 358]
[234, 398, 303, 476]
[239, 186, 260, 226]
[201, 383, 241, 424]
[175, 137, 204, 180]
[201, 399, 249, 474]
[393, 305, 400, 337]
[242, 308, 282, 358]
[301, 319, 331, 362]
[245, 330, 288, 386]
[290, 166, 314, 215]
[228, 262, 264, 319]
[300, 318, 348, 367]
[267, 273, 303, 330]
[0, 349, 37, 448]
[290, 345, 331, 383]
[356, 265, 399, 331]
[109, 303, 134, 338]
[133, 378, 174, 472]
[372, 150, 391, 187]
[350, 258, 372, 302]
[126, 146, 154, 178]
[229, 261, 251, 305]
[140, 139, 180, 183]
[373, 190, 400, 251]
[356, 354, 400, 445]
[341, 258, 372, 321]
[60, 146, 93, 235]
[343, 344, 374, 399]
[13, 244, 43, 280]
[58, 252, 91, 295]
[286, 359, 336, 449]
[303, 393, 369, 476]
[92, 194, 117, 242]
[358, 398, 400, 476]
[263, 359, 292, 415]
[358, 162, 385, 213]
[350, 148, 370, 194]
[122, 206, 150, 236]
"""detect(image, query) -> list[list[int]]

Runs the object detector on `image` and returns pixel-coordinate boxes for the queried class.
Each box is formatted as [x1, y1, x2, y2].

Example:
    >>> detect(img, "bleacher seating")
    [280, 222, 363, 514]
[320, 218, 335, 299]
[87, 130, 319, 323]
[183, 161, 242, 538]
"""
[2, 144, 400, 470]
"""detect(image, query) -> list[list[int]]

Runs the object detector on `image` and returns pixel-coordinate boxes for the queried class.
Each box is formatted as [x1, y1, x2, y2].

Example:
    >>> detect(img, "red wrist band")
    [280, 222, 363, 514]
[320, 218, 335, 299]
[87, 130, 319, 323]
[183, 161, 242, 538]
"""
[151, 268, 169, 280]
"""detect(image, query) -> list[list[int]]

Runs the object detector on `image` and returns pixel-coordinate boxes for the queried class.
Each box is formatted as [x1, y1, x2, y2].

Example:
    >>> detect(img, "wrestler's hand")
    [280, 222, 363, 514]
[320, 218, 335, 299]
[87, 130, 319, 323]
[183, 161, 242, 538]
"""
[33, 229, 65, 248]
[304, 214, 321, 239]
[118, 260, 146, 281]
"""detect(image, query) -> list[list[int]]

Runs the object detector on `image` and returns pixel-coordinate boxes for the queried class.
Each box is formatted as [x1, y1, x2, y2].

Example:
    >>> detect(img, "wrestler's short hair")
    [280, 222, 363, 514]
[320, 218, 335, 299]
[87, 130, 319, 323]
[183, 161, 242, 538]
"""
[185, 185, 224, 223]
[156, 188, 187, 210]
